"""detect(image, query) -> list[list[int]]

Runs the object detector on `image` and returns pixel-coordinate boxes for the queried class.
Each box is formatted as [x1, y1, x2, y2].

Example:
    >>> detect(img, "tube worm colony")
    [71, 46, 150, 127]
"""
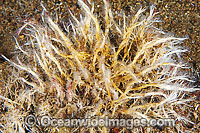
[0, 0, 199, 132]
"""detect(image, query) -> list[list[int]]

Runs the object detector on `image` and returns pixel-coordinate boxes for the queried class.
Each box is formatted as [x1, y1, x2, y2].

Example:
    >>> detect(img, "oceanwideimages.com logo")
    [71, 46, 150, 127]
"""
[25, 115, 175, 129]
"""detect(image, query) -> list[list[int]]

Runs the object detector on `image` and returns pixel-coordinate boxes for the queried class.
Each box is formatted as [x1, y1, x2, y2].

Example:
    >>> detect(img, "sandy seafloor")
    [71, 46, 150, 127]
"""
[0, 0, 199, 132]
